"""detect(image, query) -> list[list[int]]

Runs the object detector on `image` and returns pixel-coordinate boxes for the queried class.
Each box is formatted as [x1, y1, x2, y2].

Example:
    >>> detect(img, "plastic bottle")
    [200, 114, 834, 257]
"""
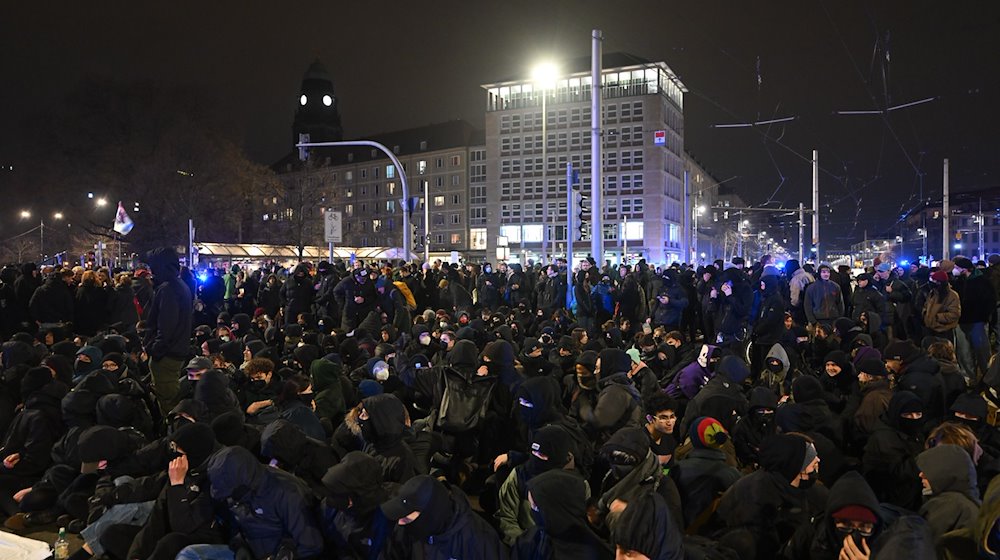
[53, 527, 69, 560]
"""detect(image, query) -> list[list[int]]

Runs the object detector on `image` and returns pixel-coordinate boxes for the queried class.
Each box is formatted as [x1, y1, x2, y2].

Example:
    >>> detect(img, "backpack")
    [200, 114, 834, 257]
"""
[435, 367, 497, 434]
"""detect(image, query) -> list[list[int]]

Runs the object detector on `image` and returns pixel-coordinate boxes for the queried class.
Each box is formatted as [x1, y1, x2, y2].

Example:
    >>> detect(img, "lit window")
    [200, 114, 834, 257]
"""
[451, 155, 461, 166]
[470, 228, 487, 249]
[434, 196, 445, 207]
[450, 233, 461, 244]
[622, 221, 644, 240]
[386, 165, 395, 178]
[345, 204, 353, 217]
[373, 219, 382, 232]
[500, 225, 521, 243]
[418, 160, 427, 174]
[345, 171, 353, 181]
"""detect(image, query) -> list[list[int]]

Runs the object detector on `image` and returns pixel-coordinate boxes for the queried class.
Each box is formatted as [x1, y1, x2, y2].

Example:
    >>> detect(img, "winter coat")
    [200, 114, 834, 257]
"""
[789, 268, 815, 308]
[862, 393, 925, 511]
[954, 270, 997, 324]
[674, 447, 742, 526]
[406, 480, 509, 560]
[207, 446, 324, 558]
[753, 276, 787, 346]
[143, 249, 193, 361]
[923, 285, 961, 333]
[650, 282, 688, 329]
[280, 264, 316, 324]
[107, 283, 139, 330]
[0, 382, 67, 477]
[74, 283, 109, 335]
[916, 444, 981, 542]
[896, 353, 947, 424]
[853, 378, 892, 436]
[260, 419, 339, 495]
[512, 470, 612, 560]
[851, 284, 888, 327]
[679, 356, 749, 435]
[804, 279, 844, 324]
[29, 275, 74, 324]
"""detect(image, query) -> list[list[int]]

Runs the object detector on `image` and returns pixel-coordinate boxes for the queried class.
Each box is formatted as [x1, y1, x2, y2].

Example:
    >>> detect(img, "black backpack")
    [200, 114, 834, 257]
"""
[435, 366, 496, 433]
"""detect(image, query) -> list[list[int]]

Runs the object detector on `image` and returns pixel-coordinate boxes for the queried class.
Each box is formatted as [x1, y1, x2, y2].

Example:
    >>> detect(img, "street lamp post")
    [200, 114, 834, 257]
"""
[533, 62, 558, 265]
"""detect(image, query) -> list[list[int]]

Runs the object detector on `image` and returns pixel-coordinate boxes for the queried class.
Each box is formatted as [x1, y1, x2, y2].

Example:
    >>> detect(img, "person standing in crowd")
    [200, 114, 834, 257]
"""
[142, 248, 193, 416]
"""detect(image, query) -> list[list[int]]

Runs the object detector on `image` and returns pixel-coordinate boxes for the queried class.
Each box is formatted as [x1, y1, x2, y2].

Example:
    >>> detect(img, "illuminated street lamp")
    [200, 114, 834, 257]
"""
[96, 197, 108, 207]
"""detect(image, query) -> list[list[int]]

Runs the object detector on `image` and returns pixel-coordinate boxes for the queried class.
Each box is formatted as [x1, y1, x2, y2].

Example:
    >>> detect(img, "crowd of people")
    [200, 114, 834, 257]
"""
[2, 247, 1000, 559]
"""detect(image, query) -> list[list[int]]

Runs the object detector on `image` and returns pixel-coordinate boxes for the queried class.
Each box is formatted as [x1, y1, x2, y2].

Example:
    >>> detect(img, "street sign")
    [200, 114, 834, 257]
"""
[653, 130, 666, 145]
[324, 210, 343, 243]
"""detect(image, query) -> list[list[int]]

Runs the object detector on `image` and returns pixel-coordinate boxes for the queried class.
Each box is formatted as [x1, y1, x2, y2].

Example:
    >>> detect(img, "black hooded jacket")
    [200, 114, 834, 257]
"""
[513, 470, 613, 560]
[208, 446, 324, 558]
[0, 380, 67, 476]
[28, 274, 74, 324]
[143, 248, 193, 361]
[320, 451, 401, 560]
[862, 391, 925, 510]
[361, 394, 417, 483]
[260, 419, 340, 494]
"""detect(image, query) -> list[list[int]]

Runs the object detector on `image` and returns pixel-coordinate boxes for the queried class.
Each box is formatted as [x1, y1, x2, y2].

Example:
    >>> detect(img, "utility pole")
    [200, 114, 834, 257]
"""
[540, 84, 549, 264]
[812, 149, 820, 261]
[566, 163, 575, 309]
[423, 179, 430, 263]
[737, 210, 744, 259]
[943, 158, 950, 260]
[682, 170, 690, 263]
[590, 28, 604, 262]
[798, 202, 805, 262]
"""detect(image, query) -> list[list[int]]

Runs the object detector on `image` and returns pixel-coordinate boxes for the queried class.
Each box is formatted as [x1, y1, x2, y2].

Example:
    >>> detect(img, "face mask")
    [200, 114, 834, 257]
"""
[900, 416, 925, 436]
[836, 527, 872, 550]
[374, 367, 389, 381]
[697, 345, 710, 368]
[611, 463, 634, 479]
[220, 336, 231, 343]
[299, 393, 315, 407]
[577, 375, 596, 390]
[419, 335, 431, 346]
[359, 418, 376, 442]
[249, 379, 268, 392]
[765, 361, 783, 373]
[798, 471, 818, 489]
[484, 266, 492, 274]
[439, 321, 449, 329]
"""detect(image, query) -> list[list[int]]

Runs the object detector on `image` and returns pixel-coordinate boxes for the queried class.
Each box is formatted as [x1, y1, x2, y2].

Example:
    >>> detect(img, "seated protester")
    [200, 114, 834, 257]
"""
[862, 390, 926, 511]
[951, 393, 1000, 463]
[790, 375, 843, 446]
[176, 356, 212, 403]
[176, 446, 323, 560]
[272, 373, 324, 440]
[95, 422, 224, 560]
[598, 426, 683, 533]
[611, 490, 685, 560]
[915, 443, 981, 545]
[211, 411, 262, 456]
[518, 338, 554, 378]
[679, 355, 750, 437]
[674, 417, 741, 529]
[783, 470, 936, 560]
[403, 325, 438, 363]
[852, 358, 893, 439]
[549, 335, 579, 381]
[625, 348, 659, 402]
[717, 433, 825, 559]
[513, 469, 613, 560]
[497, 424, 576, 545]
[59, 425, 147, 531]
[358, 394, 417, 483]
[884, 340, 946, 426]
[350, 358, 405, 399]
[926, 340, 969, 411]
[0, 367, 67, 516]
[380, 475, 508, 560]
[757, 342, 791, 397]
[192, 369, 241, 424]
[661, 330, 698, 381]
[240, 357, 280, 427]
[260, 419, 339, 495]
[819, 350, 858, 417]
[574, 349, 643, 442]
[776, 403, 849, 488]
[731, 386, 778, 469]
[665, 344, 721, 401]
[643, 393, 679, 470]
[320, 451, 404, 560]
[501, 376, 590, 475]
[310, 357, 349, 432]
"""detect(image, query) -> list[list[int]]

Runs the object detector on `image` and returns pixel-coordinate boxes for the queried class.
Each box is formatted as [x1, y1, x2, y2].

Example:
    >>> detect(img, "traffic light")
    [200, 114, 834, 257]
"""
[411, 223, 421, 250]
[572, 189, 589, 241]
[298, 133, 310, 162]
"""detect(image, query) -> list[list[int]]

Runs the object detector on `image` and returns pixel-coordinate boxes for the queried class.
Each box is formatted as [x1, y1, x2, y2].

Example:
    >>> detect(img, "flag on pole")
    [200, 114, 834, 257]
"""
[113, 201, 134, 235]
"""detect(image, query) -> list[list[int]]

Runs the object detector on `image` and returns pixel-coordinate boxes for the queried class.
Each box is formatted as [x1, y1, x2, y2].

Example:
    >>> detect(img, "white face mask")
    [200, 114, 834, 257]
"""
[419, 335, 431, 346]
[697, 345, 711, 368]
[374, 367, 389, 381]
[440, 321, 449, 329]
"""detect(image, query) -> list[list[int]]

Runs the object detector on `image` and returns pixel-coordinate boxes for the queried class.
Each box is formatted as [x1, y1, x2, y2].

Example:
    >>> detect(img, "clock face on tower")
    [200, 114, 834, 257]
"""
[322, 94, 333, 107]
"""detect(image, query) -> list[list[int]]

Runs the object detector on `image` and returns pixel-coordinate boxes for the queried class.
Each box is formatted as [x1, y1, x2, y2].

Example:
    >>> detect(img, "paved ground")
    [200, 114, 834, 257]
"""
[1, 524, 84, 556]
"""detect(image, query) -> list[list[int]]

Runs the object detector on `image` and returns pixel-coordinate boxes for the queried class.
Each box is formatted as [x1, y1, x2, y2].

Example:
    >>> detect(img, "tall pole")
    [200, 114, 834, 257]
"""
[812, 149, 820, 261]
[566, 163, 574, 309]
[798, 202, 805, 262]
[622, 215, 628, 265]
[737, 210, 743, 259]
[693, 204, 699, 263]
[590, 29, 604, 262]
[423, 179, 430, 263]
[943, 158, 950, 260]
[682, 170, 690, 263]
[541, 88, 548, 265]
[39, 218, 44, 264]
[979, 197, 984, 262]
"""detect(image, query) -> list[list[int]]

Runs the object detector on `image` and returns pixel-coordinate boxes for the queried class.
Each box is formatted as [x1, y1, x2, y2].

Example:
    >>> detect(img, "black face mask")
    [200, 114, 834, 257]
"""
[836, 527, 872, 549]
[168, 417, 192, 435]
[359, 418, 376, 442]
[798, 472, 818, 489]
[899, 416, 925, 437]
[228, 484, 251, 503]
[765, 361, 783, 373]
[248, 379, 268, 392]
[954, 416, 982, 432]
[299, 393, 315, 407]
[610, 463, 634, 479]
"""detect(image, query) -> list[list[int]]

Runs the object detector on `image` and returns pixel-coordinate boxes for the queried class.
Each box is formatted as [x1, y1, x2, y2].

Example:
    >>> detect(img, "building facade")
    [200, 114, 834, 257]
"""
[270, 121, 484, 256]
[481, 54, 687, 266]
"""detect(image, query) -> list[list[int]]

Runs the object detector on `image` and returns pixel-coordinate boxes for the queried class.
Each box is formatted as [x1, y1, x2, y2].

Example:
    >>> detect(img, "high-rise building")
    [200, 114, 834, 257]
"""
[481, 53, 687, 266]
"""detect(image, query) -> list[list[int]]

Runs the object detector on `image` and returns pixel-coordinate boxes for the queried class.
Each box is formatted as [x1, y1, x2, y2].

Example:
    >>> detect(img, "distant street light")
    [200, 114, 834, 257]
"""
[19, 210, 30, 219]
[96, 198, 108, 207]
[54, 212, 63, 220]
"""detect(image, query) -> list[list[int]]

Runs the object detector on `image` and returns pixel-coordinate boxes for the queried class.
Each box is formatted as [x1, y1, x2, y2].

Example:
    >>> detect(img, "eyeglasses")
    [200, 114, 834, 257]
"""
[653, 414, 676, 422]
[834, 520, 874, 537]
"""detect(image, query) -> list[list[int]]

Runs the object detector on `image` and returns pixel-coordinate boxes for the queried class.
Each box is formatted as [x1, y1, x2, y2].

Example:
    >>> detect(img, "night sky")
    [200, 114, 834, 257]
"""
[3, 1, 998, 247]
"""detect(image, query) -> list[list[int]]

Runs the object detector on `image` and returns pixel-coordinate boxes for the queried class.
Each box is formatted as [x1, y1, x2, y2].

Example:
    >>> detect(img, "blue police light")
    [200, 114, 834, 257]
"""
[776, 261, 786, 270]
[899, 259, 909, 267]
[197, 271, 209, 283]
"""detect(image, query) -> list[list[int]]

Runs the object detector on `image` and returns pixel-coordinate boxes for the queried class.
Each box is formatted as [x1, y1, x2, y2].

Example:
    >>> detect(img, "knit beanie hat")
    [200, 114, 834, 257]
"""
[759, 434, 809, 483]
[832, 505, 878, 524]
[689, 417, 728, 449]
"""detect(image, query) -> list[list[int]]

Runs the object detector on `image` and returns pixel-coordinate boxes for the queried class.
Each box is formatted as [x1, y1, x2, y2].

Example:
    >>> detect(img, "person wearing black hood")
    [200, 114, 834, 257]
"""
[478, 262, 503, 311]
[718, 433, 825, 559]
[783, 470, 936, 560]
[279, 263, 316, 327]
[193, 369, 241, 424]
[519, 338, 554, 378]
[884, 340, 946, 425]
[497, 424, 578, 545]
[320, 451, 404, 560]
[141, 247, 193, 416]
[210, 411, 262, 455]
[272, 373, 324, 440]
[732, 386, 779, 469]
[751, 274, 787, 374]
[513, 469, 613, 560]
[260, 419, 339, 495]
[28, 268, 75, 325]
[574, 349, 643, 442]
[176, 446, 323, 560]
[862, 390, 926, 510]
[819, 350, 858, 416]
[709, 267, 752, 349]
[598, 426, 683, 533]
[333, 267, 376, 331]
[951, 392, 1000, 462]
[678, 355, 751, 437]
[0, 367, 67, 515]
[94, 422, 224, 560]
[381, 474, 508, 560]
[358, 393, 417, 483]
[611, 490, 685, 560]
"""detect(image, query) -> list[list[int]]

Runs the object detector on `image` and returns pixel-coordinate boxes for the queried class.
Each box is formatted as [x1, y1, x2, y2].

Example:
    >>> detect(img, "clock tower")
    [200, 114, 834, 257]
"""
[292, 59, 343, 146]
